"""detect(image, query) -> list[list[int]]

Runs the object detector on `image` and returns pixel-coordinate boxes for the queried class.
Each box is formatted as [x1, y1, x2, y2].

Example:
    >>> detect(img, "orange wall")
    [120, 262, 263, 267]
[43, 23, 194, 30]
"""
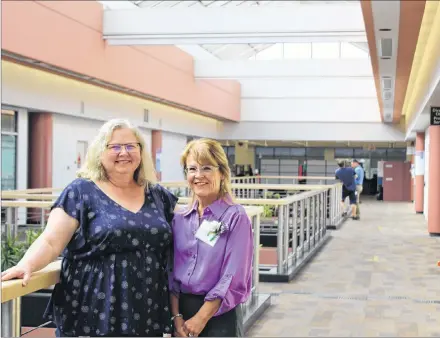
[1, 1, 241, 121]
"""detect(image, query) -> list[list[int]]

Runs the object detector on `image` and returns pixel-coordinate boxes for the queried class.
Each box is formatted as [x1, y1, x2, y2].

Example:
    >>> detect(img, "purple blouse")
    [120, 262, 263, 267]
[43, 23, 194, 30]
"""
[170, 196, 254, 316]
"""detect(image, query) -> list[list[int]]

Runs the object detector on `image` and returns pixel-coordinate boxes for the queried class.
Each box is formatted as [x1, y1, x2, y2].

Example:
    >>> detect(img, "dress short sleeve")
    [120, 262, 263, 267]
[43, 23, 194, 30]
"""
[51, 179, 90, 255]
[153, 184, 179, 224]
[51, 178, 86, 224]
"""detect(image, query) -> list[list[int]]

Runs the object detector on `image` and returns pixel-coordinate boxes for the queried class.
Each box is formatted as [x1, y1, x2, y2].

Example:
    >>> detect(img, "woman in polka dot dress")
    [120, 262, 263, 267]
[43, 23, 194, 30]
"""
[1, 119, 178, 337]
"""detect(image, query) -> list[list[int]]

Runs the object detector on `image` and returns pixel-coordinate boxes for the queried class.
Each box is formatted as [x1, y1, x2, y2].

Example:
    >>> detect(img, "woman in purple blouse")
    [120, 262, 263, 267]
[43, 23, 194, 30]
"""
[169, 139, 254, 337]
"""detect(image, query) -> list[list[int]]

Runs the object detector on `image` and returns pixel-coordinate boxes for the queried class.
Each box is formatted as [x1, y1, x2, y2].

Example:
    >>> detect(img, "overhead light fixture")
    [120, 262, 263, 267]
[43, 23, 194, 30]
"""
[379, 38, 393, 58]
[383, 111, 393, 123]
[382, 76, 393, 90]
[383, 90, 392, 100]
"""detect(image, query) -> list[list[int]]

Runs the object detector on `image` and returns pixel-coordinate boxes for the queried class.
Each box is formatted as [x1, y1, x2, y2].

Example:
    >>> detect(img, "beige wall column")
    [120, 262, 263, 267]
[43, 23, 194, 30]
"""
[151, 130, 162, 181]
[428, 126, 440, 235]
[29, 112, 53, 189]
[235, 142, 255, 168]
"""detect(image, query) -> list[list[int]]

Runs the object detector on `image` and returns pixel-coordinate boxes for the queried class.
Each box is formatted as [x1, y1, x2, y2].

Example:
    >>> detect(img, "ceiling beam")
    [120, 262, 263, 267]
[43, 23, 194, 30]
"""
[362, 0, 425, 125]
[394, 1, 426, 125]
[404, 1, 440, 136]
[103, 5, 366, 45]
[361, 0, 385, 122]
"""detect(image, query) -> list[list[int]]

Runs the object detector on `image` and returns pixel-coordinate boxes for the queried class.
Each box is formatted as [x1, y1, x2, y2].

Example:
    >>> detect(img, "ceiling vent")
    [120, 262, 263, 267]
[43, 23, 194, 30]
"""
[383, 91, 393, 100]
[383, 111, 393, 123]
[382, 77, 393, 90]
[379, 38, 393, 58]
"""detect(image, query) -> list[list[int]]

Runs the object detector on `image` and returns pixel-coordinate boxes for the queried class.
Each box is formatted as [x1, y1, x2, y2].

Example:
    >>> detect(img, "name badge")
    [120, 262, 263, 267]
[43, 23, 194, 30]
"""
[195, 220, 221, 247]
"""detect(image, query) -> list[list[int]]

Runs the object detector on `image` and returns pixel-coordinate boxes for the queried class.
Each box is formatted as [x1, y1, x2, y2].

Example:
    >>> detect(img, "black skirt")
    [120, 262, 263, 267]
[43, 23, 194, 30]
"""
[179, 293, 244, 337]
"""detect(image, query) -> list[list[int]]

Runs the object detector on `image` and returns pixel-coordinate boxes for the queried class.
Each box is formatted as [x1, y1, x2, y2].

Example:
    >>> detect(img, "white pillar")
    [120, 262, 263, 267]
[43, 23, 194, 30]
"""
[17, 108, 28, 191]
[17, 108, 28, 225]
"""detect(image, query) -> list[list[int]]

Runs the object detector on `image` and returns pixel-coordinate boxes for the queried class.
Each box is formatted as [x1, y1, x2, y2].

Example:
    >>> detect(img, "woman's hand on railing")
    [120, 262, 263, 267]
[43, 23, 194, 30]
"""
[1, 263, 33, 286]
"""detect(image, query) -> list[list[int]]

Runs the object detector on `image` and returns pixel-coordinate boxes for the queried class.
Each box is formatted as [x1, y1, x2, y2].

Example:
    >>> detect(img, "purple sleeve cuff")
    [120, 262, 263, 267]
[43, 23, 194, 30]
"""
[205, 274, 233, 301]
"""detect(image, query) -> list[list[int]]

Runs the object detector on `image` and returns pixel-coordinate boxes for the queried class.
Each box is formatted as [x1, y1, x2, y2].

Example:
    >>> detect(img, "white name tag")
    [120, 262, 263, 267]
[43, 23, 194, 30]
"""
[195, 219, 221, 247]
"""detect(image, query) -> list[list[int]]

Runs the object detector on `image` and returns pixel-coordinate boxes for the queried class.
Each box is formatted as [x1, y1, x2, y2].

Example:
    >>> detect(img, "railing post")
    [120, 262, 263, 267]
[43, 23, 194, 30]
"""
[335, 185, 339, 224]
[329, 188, 334, 226]
[276, 206, 284, 274]
[322, 191, 327, 236]
[1, 297, 21, 337]
[299, 200, 305, 259]
[6, 207, 18, 238]
[311, 196, 315, 248]
[5, 207, 12, 238]
[40, 208, 46, 229]
[291, 202, 298, 266]
[306, 198, 311, 253]
[321, 192, 325, 237]
[282, 205, 289, 271]
[253, 213, 261, 295]
[340, 184, 343, 220]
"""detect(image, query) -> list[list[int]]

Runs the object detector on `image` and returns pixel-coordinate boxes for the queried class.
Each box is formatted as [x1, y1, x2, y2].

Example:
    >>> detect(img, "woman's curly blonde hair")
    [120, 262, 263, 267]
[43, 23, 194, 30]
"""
[77, 119, 157, 186]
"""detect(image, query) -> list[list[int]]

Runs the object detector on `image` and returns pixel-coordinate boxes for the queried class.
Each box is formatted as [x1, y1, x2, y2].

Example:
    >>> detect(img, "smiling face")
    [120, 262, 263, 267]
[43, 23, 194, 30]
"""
[101, 128, 142, 179]
[186, 154, 223, 201]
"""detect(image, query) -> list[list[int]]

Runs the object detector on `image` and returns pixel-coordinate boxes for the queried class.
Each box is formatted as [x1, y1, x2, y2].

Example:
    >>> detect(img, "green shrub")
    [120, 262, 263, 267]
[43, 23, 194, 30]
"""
[263, 205, 273, 218]
[1, 228, 43, 271]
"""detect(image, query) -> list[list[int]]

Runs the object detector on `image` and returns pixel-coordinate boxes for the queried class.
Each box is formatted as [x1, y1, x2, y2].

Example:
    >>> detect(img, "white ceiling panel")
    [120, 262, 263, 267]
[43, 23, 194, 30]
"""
[103, 0, 362, 60]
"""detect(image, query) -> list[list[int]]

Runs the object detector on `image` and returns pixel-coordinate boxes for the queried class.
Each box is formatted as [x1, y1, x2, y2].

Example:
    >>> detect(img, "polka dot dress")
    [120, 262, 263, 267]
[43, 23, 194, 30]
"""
[43, 178, 177, 337]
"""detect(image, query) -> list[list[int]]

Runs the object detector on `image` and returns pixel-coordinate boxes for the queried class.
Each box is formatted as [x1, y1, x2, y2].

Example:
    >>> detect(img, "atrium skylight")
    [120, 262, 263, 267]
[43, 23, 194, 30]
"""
[100, 0, 365, 60]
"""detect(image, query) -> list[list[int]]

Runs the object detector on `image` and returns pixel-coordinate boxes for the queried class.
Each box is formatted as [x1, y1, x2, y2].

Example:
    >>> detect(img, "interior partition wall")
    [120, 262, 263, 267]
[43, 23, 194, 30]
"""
[248, 147, 406, 176]
[222, 146, 406, 191]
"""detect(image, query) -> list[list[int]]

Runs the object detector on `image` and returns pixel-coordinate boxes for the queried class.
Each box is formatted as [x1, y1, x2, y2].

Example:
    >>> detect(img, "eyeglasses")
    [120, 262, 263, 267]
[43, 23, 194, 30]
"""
[185, 165, 219, 176]
[107, 143, 141, 154]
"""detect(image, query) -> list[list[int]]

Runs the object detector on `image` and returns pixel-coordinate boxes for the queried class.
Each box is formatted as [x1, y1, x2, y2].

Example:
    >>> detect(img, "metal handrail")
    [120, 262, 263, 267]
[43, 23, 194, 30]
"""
[1, 175, 338, 196]
[232, 175, 336, 180]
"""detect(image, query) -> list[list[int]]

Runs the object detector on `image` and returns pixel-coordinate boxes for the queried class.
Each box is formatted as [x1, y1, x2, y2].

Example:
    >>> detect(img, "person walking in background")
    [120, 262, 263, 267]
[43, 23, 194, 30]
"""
[169, 138, 253, 337]
[351, 159, 364, 216]
[335, 160, 359, 220]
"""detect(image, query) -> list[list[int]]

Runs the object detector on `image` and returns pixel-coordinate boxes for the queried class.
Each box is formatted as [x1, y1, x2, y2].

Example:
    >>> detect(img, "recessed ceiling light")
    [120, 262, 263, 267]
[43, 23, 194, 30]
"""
[379, 38, 393, 58]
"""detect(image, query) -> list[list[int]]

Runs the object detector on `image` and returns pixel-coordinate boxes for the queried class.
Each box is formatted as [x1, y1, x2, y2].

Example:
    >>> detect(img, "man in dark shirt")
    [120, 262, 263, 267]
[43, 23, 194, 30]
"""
[335, 160, 359, 220]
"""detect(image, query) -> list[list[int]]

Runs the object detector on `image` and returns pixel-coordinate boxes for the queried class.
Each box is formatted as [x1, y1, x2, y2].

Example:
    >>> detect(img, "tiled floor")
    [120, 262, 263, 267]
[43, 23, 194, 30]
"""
[249, 198, 440, 337]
